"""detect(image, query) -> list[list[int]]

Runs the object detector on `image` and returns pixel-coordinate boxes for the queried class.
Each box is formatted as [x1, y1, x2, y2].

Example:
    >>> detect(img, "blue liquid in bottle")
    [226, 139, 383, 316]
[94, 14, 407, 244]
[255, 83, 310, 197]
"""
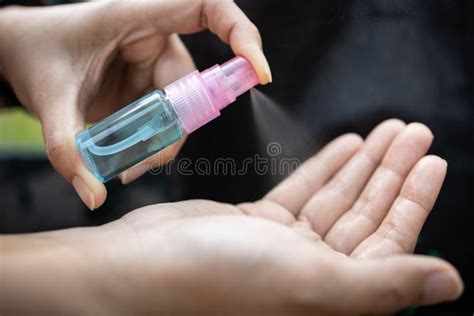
[76, 91, 182, 182]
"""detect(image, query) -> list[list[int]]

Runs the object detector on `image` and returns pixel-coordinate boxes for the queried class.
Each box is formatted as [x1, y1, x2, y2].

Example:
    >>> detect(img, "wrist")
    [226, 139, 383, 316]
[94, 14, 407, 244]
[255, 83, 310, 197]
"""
[0, 6, 21, 81]
[0, 227, 111, 314]
[0, 9, 8, 80]
[0, 7, 26, 107]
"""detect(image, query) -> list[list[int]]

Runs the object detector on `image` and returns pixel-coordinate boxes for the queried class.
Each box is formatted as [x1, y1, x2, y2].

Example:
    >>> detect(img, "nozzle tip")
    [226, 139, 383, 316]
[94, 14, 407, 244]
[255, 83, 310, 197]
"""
[220, 56, 259, 99]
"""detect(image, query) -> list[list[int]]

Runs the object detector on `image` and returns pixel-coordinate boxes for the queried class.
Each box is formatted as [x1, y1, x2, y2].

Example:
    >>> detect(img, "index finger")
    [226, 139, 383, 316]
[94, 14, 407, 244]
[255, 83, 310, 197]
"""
[105, 0, 272, 83]
[264, 134, 363, 214]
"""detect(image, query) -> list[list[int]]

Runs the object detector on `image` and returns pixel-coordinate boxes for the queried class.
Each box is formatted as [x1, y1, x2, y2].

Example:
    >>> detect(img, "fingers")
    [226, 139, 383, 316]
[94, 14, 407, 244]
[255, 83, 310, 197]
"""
[316, 255, 463, 313]
[104, 0, 271, 83]
[298, 119, 406, 236]
[152, 34, 196, 88]
[324, 123, 434, 254]
[351, 156, 447, 258]
[197, 1, 272, 83]
[38, 86, 106, 210]
[264, 133, 363, 215]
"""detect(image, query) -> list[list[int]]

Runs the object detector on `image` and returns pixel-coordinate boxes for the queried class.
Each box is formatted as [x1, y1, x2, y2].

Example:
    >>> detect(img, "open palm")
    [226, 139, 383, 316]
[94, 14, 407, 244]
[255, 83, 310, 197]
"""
[98, 120, 461, 315]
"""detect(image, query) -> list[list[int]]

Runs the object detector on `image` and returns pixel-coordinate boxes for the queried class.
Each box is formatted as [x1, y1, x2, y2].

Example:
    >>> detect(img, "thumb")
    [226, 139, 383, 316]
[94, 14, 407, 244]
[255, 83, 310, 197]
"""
[330, 255, 463, 314]
[38, 88, 106, 210]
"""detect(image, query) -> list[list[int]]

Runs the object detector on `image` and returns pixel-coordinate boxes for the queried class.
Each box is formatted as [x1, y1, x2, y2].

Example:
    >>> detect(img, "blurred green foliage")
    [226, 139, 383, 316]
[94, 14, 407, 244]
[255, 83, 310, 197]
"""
[0, 108, 45, 156]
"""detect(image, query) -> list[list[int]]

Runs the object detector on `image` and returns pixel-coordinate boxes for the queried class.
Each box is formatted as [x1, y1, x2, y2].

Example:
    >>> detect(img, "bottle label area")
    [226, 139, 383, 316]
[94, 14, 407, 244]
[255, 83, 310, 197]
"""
[76, 91, 183, 182]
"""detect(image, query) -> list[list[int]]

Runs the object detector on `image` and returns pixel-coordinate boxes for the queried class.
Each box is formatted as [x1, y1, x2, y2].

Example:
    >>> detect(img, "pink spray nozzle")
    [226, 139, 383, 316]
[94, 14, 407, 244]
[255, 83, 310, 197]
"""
[202, 56, 259, 109]
[164, 56, 258, 133]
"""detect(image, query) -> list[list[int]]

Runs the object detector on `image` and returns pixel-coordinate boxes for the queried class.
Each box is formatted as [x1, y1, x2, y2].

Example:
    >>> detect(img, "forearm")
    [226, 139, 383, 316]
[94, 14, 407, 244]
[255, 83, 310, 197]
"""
[0, 6, 18, 82]
[0, 6, 22, 107]
[0, 228, 108, 314]
[0, 8, 5, 80]
[0, 8, 9, 103]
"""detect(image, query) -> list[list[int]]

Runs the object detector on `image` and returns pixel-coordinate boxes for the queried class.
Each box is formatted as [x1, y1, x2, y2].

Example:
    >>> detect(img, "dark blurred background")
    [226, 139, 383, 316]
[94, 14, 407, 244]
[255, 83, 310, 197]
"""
[0, 0, 473, 314]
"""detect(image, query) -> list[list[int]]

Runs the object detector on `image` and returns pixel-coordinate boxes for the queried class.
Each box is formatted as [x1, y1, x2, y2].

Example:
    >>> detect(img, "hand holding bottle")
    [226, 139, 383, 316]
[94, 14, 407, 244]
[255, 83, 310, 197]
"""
[0, 1, 272, 209]
[76, 56, 259, 183]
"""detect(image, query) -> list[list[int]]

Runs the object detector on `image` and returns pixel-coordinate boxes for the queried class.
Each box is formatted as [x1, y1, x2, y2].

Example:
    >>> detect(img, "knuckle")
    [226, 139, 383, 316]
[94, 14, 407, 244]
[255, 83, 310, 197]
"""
[374, 279, 410, 311]
[44, 137, 64, 161]
[44, 132, 76, 179]
[246, 23, 262, 47]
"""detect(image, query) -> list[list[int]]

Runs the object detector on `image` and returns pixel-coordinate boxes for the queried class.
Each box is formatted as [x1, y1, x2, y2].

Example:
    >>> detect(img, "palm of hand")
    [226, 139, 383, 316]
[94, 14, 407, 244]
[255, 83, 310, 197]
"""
[83, 27, 194, 123]
[105, 120, 459, 314]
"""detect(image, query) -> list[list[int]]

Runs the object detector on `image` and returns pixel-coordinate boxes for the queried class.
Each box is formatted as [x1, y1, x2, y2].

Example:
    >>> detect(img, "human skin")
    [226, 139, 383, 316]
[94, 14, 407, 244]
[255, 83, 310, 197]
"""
[0, 121, 463, 315]
[0, 0, 272, 210]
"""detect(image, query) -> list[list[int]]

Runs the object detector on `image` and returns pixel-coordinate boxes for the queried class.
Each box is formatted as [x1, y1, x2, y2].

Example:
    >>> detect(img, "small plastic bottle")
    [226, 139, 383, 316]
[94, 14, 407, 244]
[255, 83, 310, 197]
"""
[76, 57, 258, 182]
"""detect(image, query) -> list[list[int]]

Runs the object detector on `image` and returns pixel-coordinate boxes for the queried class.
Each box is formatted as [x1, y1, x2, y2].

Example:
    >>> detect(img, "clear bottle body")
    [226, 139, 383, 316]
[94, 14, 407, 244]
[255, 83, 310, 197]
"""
[76, 91, 183, 182]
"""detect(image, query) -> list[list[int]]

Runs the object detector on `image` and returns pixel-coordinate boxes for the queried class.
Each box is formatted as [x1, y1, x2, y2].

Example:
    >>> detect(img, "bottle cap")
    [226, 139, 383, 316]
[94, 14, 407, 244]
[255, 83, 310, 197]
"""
[164, 56, 258, 133]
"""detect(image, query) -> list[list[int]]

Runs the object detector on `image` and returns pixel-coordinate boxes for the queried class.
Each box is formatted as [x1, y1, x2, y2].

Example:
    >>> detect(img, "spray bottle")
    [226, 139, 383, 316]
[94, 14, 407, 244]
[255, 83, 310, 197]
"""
[76, 57, 258, 182]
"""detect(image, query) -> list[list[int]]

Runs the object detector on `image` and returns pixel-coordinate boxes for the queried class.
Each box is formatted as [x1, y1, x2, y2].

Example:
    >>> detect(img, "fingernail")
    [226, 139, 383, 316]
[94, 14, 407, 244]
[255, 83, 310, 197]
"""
[120, 172, 132, 185]
[260, 50, 272, 83]
[121, 163, 148, 185]
[72, 176, 95, 210]
[422, 271, 463, 304]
